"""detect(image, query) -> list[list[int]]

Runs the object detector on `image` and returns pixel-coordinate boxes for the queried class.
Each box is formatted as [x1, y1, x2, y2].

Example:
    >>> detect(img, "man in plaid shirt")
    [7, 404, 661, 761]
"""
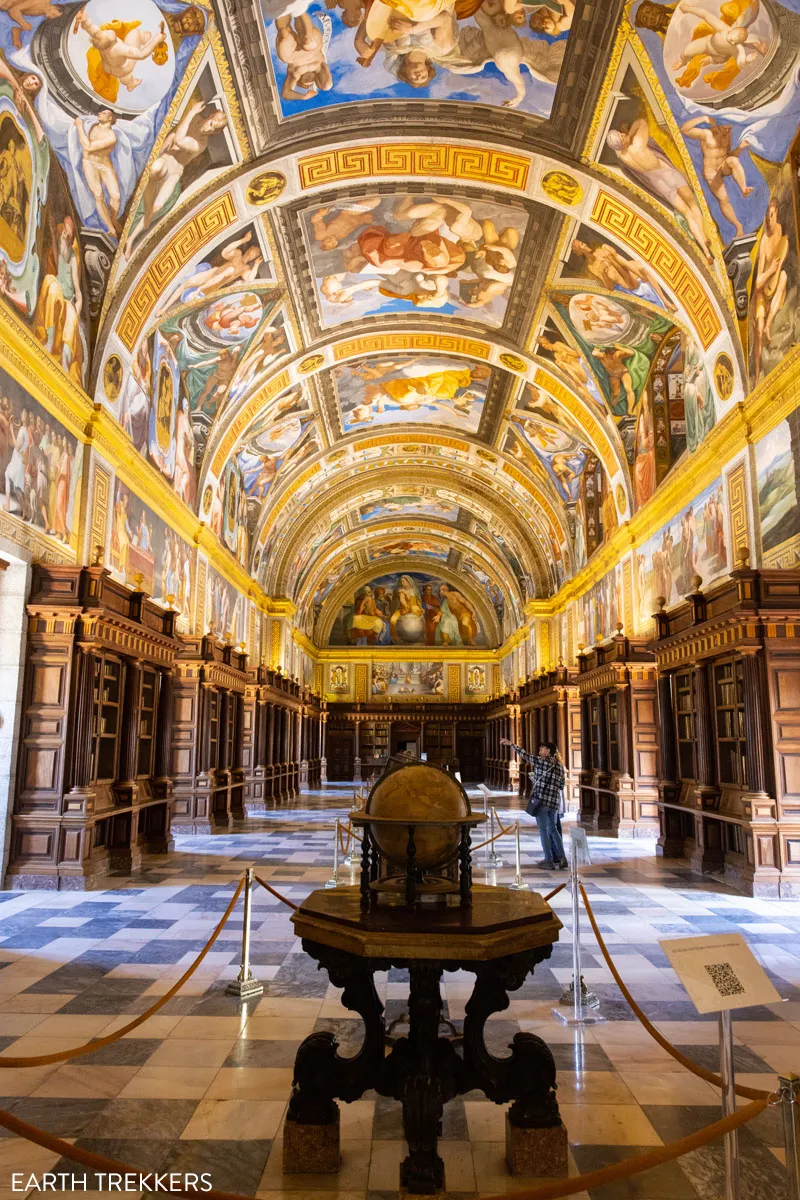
[500, 738, 568, 870]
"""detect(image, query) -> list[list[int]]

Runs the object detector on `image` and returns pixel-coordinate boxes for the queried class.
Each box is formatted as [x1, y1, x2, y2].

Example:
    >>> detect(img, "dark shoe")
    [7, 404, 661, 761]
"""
[535, 860, 555, 869]
[557, 859, 569, 870]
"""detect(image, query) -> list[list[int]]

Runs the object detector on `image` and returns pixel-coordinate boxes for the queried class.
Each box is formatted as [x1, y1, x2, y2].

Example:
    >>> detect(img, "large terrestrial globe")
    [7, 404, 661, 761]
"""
[366, 763, 471, 871]
[395, 612, 426, 643]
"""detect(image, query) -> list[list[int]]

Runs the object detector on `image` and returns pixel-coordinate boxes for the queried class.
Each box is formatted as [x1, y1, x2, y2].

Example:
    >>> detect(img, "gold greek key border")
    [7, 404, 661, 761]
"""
[355, 663, 369, 703]
[118, 192, 237, 351]
[333, 333, 491, 361]
[89, 465, 111, 565]
[298, 145, 530, 191]
[591, 191, 721, 349]
[726, 462, 749, 561]
[210, 369, 292, 476]
[532, 367, 617, 472]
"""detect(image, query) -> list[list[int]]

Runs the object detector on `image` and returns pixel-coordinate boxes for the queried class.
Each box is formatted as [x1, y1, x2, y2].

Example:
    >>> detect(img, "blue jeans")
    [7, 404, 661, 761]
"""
[536, 806, 566, 865]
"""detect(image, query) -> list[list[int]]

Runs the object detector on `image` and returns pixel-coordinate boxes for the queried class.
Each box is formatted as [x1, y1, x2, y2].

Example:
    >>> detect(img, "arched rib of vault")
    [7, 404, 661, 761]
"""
[262, 460, 553, 585]
[292, 522, 525, 619]
[314, 557, 502, 648]
[199, 327, 633, 527]
[296, 539, 521, 640]
[96, 139, 743, 407]
[254, 452, 568, 595]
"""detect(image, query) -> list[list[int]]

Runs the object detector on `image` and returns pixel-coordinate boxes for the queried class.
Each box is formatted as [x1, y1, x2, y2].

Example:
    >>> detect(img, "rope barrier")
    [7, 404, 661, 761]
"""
[579, 882, 772, 1102]
[543, 881, 567, 903]
[253, 873, 299, 911]
[0, 1094, 768, 1200]
[0, 879, 244, 1069]
[337, 819, 354, 856]
[477, 1099, 768, 1200]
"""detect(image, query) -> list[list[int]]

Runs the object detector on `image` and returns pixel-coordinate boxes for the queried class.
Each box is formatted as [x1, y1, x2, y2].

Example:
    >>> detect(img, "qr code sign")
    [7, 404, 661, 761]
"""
[704, 962, 746, 998]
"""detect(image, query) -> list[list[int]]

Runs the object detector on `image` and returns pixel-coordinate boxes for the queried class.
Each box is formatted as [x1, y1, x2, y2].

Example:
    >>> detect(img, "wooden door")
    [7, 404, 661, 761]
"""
[327, 730, 354, 781]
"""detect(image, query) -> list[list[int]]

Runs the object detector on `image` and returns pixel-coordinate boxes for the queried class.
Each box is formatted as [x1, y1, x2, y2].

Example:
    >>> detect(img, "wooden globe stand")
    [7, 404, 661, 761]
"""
[350, 812, 485, 908]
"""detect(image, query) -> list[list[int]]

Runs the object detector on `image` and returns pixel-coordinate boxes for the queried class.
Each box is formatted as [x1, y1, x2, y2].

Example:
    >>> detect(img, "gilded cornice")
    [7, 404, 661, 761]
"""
[0, 310, 271, 614]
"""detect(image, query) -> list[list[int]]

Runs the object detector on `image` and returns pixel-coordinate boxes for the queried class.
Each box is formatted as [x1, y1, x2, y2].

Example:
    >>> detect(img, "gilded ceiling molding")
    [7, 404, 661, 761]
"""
[314, 556, 501, 648]
[296, 145, 531, 192]
[590, 191, 720, 350]
[117, 192, 238, 351]
[252, 448, 569, 589]
[582, 27, 731, 308]
[293, 523, 523, 617]
[101, 139, 741, 408]
[280, 482, 541, 575]
[261, 464, 555, 603]
[0, 307, 272, 617]
[102, 24, 252, 307]
[199, 325, 632, 519]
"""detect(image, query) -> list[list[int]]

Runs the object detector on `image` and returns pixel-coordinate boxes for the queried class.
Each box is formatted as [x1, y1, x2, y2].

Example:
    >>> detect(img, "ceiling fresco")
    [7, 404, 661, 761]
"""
[5, 0, 799, 650]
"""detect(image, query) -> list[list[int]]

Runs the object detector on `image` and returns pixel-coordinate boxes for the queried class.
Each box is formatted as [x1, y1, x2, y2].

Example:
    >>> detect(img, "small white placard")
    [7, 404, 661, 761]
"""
[568, 824, 591, 865]
[660, 933, 781, 1014]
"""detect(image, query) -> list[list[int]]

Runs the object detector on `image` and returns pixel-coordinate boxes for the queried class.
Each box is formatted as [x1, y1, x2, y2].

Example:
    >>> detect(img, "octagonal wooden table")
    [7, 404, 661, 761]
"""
[286, 884, 563, 1194]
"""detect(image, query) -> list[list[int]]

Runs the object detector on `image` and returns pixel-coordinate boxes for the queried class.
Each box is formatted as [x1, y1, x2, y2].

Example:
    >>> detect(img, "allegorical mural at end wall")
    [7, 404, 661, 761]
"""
[328, 571, 488, 647]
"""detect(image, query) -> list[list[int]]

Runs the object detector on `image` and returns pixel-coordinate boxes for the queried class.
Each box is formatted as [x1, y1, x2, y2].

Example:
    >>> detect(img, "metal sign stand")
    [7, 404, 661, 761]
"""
[325, 816, 340, 888]
[780, 1074, 800, 1200]
[552, 837, 604, 1026]
[719, 1010, 740, 1200]
[509, 821, 528, 890]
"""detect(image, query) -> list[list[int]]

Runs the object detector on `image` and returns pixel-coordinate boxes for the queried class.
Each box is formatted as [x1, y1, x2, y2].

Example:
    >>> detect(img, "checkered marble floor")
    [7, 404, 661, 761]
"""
[0, 783, 799, 1200]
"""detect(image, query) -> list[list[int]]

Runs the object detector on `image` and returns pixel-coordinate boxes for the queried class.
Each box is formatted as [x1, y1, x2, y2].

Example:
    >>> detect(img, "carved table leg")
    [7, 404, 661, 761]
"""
[284, 943, 386, 1174]
[462, 949, 567, 1177]
[400, 963, 446, 1194]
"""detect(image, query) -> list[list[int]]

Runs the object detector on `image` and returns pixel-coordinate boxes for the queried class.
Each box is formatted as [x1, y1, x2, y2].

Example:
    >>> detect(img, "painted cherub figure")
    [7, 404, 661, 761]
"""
[73, 6, 168, 104]
[672, 0, 768, 92]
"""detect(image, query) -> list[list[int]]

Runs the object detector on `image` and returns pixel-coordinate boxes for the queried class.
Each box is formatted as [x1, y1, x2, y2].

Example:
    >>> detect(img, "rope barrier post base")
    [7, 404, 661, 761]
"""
[487, 806, 504, 869]
[558, 977, 600, 1012]
[226, 868, 263, 1000]
[719, 1009, 741, 1200]
[325, 816, 340, 889]
[552, 838, 604, 1027]
[509, 820, 528, 891]
[780, 1073, 800, 1200]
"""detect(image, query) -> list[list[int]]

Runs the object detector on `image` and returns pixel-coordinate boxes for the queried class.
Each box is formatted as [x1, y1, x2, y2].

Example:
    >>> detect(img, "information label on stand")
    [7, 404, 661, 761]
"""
[660, 933, 781, 1014]
[568, 824, 591, 865]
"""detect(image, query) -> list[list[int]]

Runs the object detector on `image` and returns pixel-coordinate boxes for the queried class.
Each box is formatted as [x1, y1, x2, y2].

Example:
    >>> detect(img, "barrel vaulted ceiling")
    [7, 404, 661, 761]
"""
[2, 0, 772, 648]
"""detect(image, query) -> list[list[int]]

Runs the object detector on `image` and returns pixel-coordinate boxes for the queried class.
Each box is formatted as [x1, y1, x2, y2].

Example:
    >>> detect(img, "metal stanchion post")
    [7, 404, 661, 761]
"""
[487, 806, 504, 868]
[342, 820, 354, 868]
[780, 1074, 800, 1200]
[325, 816, 340, 888]
[226, 868, 263, 999]
[509, 821, 528, 890]
[552, 838, 603, 1026]
[719, 1010, 740, 1200]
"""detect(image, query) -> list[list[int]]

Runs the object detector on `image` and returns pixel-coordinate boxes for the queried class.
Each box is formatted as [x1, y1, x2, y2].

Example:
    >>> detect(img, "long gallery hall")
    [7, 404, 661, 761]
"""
[0, 0, 800, 1196]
